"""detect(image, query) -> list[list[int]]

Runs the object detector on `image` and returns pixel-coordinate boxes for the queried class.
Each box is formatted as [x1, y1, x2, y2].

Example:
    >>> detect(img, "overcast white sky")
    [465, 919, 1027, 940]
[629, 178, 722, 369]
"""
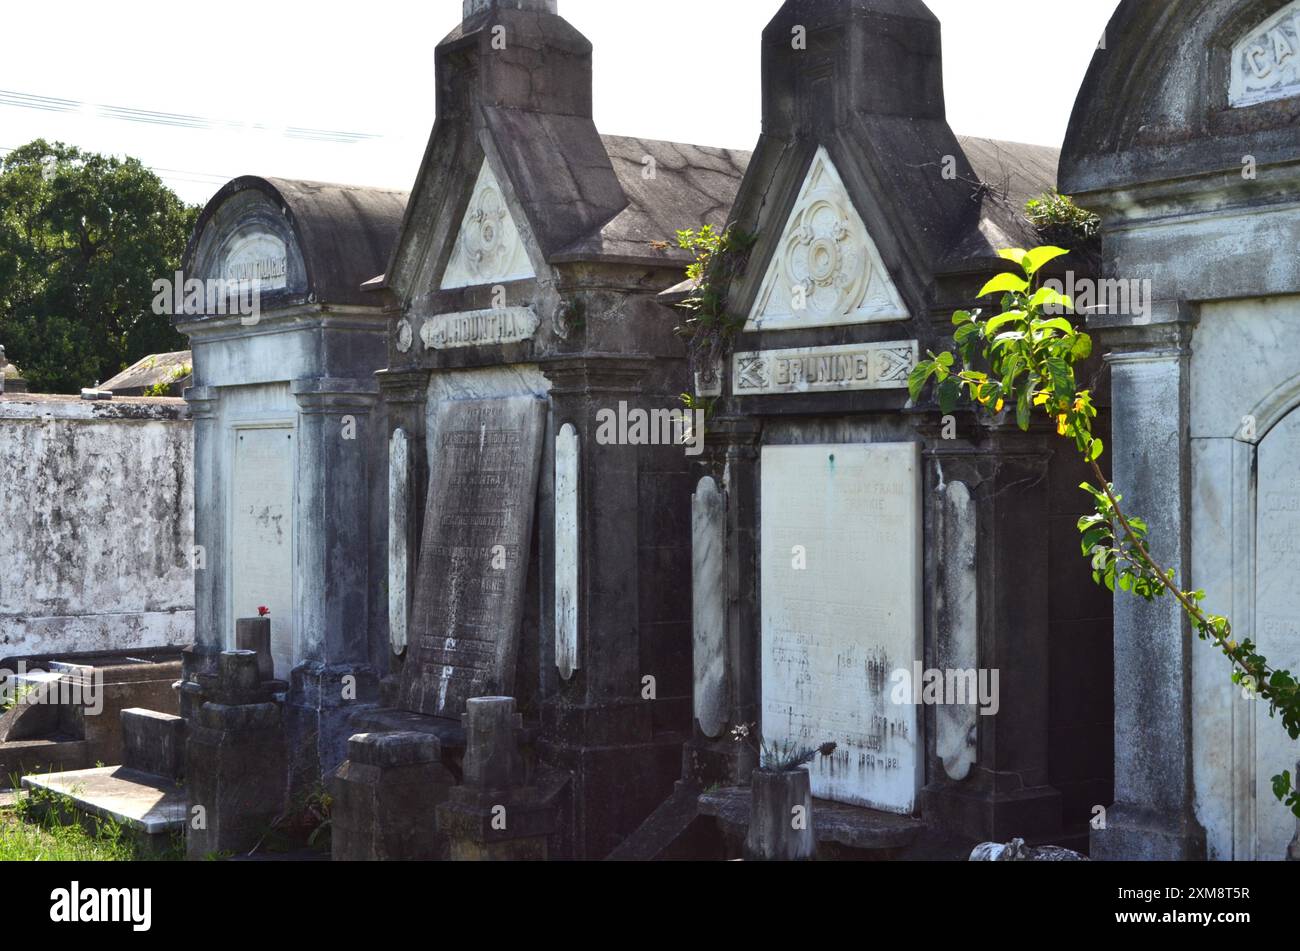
[0, 0, 1116, 206]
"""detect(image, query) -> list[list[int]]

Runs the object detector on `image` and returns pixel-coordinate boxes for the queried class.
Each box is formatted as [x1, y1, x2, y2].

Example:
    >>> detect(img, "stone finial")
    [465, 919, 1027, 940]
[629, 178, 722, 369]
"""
[463, 0, 557, 20]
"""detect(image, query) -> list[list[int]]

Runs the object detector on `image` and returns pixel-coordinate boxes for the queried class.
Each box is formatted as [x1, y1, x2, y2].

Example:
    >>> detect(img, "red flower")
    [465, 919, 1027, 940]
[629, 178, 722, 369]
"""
[258, 606, 270, 617]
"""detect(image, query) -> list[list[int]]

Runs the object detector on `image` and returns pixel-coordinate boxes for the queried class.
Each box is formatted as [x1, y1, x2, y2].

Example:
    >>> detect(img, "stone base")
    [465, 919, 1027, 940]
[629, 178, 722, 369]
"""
[284, 663, 381, 807]
[700, 785, 925, 858]
[539, 731, 685, 860]
[606, 781, 728, 861]
[185, 701, 287, 860]
[331, 732, 455, 861]
[1090, 802, 1206, 861]
[921, 781, 1063, 844]
[681, 735, 757, 789]
[435, 770, 567, 862]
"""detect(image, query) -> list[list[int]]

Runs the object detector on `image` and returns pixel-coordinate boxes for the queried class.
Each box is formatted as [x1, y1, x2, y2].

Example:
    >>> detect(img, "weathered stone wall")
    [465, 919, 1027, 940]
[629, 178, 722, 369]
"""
[0, 394, 195, 658]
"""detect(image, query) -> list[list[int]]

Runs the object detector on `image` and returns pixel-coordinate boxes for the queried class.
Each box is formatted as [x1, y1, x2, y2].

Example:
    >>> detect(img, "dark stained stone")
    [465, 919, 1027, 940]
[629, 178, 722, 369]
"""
[398, 396, 546, 717]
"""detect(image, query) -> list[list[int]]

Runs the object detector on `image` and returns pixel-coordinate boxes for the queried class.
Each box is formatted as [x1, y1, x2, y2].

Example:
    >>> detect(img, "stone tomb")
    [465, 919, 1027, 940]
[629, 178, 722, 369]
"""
[398, 395, 546, 717]
[627, 0, 1113, 859]
[1062, 0, 1300, 861]
[760, 443, 922, 813]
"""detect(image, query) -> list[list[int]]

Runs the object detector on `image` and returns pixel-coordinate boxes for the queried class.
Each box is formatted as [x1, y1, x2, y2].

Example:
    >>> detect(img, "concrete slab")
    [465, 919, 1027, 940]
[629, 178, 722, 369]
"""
[22, 766, 186, 835]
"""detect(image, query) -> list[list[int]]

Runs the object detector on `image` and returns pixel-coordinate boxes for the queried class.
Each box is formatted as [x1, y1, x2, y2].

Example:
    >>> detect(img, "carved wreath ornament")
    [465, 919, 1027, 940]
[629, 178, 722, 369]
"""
[785, 203, 866, 321]
[465, 184, 513, 277]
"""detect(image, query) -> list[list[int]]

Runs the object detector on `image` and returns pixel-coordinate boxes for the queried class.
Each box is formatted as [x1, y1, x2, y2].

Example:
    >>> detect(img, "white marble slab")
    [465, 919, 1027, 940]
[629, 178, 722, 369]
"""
[389, 428, 410, 656]
[555, 423, 580, 680]
[230, 425, 295, 679]
[760, 442, 922, 813]
[693, 476, 728, 738]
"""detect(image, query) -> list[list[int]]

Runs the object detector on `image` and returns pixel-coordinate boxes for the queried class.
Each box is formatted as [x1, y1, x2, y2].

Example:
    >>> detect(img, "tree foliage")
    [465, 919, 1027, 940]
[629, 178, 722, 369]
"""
[0, 139, 199, 393]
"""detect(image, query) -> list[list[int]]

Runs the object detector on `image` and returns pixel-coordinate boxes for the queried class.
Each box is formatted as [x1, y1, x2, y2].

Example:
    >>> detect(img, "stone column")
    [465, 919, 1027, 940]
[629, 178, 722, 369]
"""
[377, 369, 431, 694]
[682, 413, 761, 787]
[285, 379, 383, 798]
[920, 420, 1062, 842]
[1092, 313, 1206, 860]
[181, 386, 225, 718]
[540, 357, 690, 858]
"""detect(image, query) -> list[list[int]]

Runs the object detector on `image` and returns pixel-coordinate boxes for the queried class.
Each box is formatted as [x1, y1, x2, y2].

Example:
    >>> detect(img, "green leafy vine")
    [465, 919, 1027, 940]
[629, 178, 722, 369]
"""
[910, 245, 1300, 818]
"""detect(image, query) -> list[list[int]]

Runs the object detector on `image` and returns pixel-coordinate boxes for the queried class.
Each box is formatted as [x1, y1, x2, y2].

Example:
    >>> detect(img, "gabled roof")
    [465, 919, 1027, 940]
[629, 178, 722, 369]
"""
[552, 136, 751, 266]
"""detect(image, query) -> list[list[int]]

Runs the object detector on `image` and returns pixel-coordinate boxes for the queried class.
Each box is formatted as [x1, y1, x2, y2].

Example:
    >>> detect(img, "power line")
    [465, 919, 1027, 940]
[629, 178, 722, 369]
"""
[0, 88, 383, 145]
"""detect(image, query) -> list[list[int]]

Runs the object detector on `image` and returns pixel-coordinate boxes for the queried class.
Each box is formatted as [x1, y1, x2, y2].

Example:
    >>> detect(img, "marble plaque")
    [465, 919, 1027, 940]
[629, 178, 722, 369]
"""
[231, 426, 295, 679]
[555, 423, 580, 680]
[693, 476, 728, 738]
[223, 232, 287, 292]
[935, 481, 978, 782]
[1254, 407, 1300, 856]
[1230, 1, 1300, 108]
[389, 428, 410, 656]
[733, 341, 917, 396]
[398, 395, 546, 717]
[420, 308, 539, 350]
[760, 442, 922, 813]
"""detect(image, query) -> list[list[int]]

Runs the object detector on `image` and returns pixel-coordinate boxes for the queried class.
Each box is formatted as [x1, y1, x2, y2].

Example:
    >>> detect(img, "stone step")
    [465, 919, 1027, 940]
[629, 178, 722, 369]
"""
[22, 765, 187, 837]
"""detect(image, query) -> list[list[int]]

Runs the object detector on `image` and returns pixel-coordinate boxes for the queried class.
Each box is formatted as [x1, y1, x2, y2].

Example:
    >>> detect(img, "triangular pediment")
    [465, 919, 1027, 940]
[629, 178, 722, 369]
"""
[440, 158, 537, 290]
[746, 146, 907, 331]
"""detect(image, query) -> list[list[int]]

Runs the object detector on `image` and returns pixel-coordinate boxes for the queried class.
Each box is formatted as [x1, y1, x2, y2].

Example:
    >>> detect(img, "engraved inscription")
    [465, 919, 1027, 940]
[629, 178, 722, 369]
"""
[398, 396, 545, 717]
[733, 341, 917, 396]
[1230, 0, 1300, 107]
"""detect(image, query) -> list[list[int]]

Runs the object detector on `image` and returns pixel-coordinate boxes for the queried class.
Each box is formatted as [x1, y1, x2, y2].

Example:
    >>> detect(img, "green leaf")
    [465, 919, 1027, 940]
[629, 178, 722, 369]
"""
[1033, 316, 1076, 337]
[937, 351, 955, 368]
[984, 311, 1027, 337]
[952, 310, 974, 326]
[996, 248, 1029, 269]
[938, 377, 961, 415]
[1088, 438, 1104, 462]
[1022, 246, 1069, 276]
[1070, 333, 1093, 361]
[978, 273, 1030, 298]
[1016, 388, 1032, 431]
[1029, 287, 1074, 313]
[908, 363, 934, 402]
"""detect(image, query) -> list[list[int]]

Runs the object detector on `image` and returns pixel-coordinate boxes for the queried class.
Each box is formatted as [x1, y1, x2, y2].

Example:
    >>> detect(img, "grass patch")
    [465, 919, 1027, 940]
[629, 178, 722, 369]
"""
[0, 787, 182, 862]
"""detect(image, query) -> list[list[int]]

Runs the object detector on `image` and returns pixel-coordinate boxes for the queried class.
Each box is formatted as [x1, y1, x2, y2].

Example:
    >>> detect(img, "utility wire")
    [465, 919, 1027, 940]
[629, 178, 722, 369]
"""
[0, 88, 382, 144]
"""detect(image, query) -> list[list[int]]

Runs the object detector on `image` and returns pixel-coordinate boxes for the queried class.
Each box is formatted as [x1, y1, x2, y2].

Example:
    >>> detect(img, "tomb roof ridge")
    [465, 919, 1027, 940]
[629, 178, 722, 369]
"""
[1061, 0, 1300, 197]
[184, 175, 409, 308]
